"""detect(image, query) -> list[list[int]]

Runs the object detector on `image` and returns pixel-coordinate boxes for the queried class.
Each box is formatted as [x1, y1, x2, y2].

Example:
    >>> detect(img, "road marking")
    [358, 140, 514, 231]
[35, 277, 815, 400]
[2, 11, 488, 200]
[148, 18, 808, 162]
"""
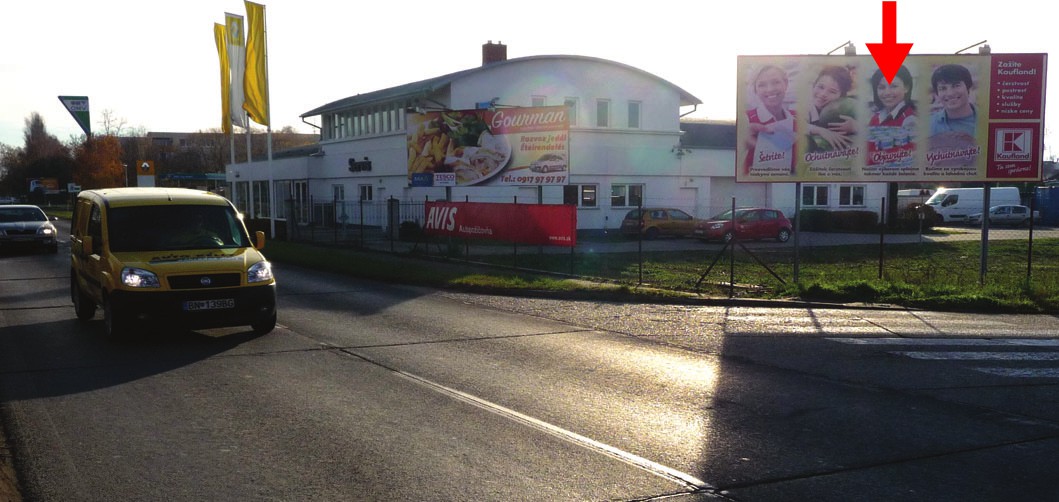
[827, 338, 1059, 378]
[895, 351, 1059, 361]
[390, 367, 711, 492]
[828, 337, 1059, 347]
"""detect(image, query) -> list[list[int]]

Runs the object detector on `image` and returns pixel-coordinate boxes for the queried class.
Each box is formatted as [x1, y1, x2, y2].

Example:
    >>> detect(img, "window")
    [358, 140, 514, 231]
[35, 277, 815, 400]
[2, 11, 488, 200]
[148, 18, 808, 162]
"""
[252, 180, 270, 218]
[332, 184, 345, 202]
[274, 180, 291, 219]
[359, 184, 374, 201]
[839, 185, 865, 207]
[802, 185, 829, 207]
[627, 101, 641, 129]
[563, 184, 598, 207]
[564, 98, 578, 126]
[532, 95, 546, 107]
[610, 184, 644, 207]
[596, 99, 610, 127]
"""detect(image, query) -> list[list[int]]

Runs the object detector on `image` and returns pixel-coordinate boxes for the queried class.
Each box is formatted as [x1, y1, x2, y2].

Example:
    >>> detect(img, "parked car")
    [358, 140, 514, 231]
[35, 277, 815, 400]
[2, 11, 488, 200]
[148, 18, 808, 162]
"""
[0, 204, 58, 253]
[693, 208, 793, 243]
[620, 208, 701, 239]
[966, 204, 1032, 226]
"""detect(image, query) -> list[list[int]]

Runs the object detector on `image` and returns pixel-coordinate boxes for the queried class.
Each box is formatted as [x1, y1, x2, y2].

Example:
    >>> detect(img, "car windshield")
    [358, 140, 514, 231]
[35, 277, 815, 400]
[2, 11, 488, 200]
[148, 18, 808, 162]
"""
[107, 204, 250, 252]
[709, 209, 750, 221]
[0, 207, 47, 222]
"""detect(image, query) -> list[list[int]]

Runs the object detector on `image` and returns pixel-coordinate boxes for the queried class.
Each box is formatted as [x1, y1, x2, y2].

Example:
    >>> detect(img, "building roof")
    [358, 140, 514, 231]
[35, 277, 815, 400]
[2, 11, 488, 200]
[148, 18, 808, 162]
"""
[301, 55, 702, 118]
[680, 121, 736, 149]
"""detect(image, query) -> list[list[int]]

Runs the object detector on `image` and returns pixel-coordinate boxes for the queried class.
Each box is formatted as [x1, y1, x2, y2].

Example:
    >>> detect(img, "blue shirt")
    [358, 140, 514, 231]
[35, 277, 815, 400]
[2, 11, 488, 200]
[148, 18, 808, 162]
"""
[930, 105, 977, 137]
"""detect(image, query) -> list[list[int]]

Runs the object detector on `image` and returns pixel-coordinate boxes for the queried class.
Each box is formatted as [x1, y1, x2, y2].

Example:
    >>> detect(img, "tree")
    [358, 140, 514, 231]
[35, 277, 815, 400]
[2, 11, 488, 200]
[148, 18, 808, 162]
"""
[0, 113, 73, 196]
[74, 135, 126, 189]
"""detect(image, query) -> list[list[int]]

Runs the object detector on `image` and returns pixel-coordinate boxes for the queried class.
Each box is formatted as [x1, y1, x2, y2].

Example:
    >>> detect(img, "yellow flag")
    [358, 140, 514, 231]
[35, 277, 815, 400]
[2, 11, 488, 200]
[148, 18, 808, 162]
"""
[213, 23, 232, 135]
[225, 13, 247, 129]
[243, 1, 269, 126]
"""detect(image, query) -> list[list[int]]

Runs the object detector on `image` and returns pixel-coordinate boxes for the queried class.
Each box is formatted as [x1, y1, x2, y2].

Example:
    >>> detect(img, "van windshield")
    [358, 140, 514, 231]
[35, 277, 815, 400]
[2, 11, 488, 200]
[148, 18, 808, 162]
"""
[108, 204, 250, 252]
[924, 192, 946, 206]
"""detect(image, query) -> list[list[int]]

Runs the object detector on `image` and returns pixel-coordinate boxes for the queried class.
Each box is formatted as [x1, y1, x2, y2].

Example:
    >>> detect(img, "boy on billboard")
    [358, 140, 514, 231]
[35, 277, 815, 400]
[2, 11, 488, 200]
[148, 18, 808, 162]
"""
[929, 64, 977, 137]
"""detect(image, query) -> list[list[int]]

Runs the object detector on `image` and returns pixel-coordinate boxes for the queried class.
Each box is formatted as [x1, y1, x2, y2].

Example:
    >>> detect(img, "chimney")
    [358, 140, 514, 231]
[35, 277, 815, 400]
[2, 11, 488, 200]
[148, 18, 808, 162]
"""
[482, 40, 507, 66]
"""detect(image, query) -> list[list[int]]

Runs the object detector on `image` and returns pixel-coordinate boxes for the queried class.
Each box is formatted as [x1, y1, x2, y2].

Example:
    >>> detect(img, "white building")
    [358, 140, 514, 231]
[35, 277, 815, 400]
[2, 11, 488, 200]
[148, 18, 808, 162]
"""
[226, 42, 889, 232]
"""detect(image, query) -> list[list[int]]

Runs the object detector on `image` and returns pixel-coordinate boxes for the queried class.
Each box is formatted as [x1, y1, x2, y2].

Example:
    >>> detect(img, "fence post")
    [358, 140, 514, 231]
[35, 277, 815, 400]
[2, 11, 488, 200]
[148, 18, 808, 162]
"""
[878, 196, 886, 280]
[793, 182, 801, 283]
[359, 198, 364, 247]
[729, 197, 735, 298]
[1027, 195, 1035, 284]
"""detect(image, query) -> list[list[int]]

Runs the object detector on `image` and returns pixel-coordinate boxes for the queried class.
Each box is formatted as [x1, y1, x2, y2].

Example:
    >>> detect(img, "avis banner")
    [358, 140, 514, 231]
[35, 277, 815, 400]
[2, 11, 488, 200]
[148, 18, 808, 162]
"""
[422, 201, 576, 247]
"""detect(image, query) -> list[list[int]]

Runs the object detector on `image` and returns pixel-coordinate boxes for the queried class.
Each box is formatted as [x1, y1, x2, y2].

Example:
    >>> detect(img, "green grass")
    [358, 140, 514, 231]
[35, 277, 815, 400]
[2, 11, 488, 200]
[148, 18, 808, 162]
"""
[263, 237, 1059, 313]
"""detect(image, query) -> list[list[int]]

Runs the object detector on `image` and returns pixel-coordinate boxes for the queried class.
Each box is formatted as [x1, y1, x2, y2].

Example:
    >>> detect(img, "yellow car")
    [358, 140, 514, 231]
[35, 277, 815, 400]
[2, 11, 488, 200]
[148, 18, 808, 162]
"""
[70, 187, 276, 338]
[619, 208, 701, 240]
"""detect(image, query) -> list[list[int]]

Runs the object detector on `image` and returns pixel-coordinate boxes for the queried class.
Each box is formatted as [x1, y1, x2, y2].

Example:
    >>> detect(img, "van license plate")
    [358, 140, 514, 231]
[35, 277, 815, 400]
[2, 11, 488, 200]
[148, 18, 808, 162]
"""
[184, 299, 235, 311]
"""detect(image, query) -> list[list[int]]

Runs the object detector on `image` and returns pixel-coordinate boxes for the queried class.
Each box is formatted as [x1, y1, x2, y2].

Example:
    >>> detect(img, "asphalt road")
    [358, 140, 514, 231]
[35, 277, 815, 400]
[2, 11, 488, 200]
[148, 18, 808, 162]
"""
[2, 229, 1059, 500]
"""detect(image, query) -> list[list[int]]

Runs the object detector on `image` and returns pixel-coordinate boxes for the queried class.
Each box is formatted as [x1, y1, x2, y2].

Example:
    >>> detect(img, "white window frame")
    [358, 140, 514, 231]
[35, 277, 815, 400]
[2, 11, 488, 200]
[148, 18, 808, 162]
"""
[531, 95, 547, 107]
[596, 99, 610, 128]
[564, 184, 598, 207]
[359, 184, 374, 201]
[564, 98, 578, 126]
[838, 185, 866, 207]
[627, 101, 641, 129]
[802, 184, 829, 207]
[610, 184, 644, 208]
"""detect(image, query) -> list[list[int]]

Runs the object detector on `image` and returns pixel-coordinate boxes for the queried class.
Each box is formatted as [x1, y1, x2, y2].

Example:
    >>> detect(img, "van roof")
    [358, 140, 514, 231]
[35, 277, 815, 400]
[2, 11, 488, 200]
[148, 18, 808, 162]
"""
[79, 187, 230, 208]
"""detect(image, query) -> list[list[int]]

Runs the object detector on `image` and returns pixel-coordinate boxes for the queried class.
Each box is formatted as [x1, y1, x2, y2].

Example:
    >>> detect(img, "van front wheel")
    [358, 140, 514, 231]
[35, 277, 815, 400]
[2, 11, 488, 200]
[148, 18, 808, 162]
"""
[72, 277, 96, 321]
[103, 294, 130, 339]
[251, 312, 277, 335]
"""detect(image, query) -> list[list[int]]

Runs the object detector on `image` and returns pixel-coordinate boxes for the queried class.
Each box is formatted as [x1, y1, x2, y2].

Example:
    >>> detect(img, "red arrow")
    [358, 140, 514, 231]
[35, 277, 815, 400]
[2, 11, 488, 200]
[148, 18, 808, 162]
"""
[865, 1, 913, 84]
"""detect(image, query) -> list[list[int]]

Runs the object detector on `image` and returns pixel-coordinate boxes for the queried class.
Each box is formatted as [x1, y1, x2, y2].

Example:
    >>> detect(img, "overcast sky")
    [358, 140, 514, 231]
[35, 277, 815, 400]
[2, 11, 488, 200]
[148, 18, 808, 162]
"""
[2, 0, 1055, 159]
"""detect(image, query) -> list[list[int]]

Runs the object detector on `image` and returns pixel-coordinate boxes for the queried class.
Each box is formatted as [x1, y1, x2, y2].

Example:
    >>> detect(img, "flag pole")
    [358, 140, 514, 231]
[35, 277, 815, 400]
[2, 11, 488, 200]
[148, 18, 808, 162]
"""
[264, 7, 275, 240]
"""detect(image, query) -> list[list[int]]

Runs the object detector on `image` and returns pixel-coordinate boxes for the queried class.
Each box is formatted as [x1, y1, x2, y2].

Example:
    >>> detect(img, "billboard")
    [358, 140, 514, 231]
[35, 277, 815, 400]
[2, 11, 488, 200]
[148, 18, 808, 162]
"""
[422, 201, 576, 247]
[736, 54, 1047, 183]
[407, 106, 570, 187]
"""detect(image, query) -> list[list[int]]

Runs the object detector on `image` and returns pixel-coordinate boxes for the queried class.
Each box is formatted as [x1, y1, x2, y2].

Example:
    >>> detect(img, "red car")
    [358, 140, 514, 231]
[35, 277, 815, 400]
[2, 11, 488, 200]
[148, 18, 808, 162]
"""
[693, 208, 793, 243]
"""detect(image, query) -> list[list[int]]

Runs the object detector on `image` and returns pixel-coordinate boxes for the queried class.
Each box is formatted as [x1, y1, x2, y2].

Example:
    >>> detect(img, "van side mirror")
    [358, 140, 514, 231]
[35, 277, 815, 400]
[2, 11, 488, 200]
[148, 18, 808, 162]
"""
[254, 231, 266, 250]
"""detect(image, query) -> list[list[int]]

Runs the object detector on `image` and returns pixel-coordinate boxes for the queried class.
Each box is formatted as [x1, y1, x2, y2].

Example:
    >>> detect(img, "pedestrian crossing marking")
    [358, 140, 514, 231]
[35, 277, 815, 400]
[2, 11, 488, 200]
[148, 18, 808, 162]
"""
[826, 337, 1059, 378]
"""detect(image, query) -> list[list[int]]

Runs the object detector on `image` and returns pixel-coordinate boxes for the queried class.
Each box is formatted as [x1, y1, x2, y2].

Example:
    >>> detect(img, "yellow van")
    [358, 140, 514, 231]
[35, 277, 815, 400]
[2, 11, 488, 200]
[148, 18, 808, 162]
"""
[70, 187, 276, 338]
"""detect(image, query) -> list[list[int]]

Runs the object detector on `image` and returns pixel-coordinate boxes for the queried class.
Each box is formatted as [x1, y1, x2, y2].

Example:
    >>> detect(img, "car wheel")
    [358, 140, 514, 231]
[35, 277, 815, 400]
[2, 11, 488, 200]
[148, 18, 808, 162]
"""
[103, 293, 130, 340]
[776, 228, 792, 243]
[644, 227, 660, 240]
[72, 277, 96, 321]
[251, 312, 277, 335]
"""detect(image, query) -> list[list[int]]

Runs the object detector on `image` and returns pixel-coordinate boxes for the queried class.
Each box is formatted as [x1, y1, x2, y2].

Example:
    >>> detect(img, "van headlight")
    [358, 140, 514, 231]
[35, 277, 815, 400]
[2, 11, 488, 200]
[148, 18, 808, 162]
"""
[121, 267, 160, 288]
[247, 260, 273, 283]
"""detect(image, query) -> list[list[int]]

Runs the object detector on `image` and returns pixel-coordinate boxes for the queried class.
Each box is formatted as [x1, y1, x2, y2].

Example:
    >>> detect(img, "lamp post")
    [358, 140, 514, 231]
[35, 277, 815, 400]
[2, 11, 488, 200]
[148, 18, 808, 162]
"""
[122, 163, 128, 187]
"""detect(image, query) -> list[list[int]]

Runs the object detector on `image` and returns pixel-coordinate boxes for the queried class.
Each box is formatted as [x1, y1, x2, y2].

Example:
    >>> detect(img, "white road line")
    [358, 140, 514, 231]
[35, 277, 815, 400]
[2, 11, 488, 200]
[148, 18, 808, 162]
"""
[894, 351, 1059, 361]
[391, 367, 712, 492]
[828, 337, 1059, 347]
[973, 367, 1059, 378]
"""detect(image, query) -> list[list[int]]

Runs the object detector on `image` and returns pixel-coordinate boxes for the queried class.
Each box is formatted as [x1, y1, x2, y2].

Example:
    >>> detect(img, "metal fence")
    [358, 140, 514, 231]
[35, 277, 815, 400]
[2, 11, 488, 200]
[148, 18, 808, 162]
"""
[279, 196, 1059, 300]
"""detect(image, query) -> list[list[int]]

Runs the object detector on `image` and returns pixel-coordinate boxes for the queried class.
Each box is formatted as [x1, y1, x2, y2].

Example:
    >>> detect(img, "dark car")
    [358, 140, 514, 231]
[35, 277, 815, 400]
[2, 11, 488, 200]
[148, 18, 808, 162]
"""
[0, 204, 59, 253]
[620, 208, 702, 239]
[693, 207, 792, 243]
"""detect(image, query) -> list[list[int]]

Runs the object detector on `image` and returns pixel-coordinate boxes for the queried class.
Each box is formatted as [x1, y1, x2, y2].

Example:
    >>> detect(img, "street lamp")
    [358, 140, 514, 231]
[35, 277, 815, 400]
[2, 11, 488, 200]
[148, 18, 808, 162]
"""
[122, 163, 128, 187]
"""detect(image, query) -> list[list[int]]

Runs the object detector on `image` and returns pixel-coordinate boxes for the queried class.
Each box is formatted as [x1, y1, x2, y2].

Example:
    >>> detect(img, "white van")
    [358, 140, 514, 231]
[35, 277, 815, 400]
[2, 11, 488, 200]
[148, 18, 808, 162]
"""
[924, 187, 1021, 224]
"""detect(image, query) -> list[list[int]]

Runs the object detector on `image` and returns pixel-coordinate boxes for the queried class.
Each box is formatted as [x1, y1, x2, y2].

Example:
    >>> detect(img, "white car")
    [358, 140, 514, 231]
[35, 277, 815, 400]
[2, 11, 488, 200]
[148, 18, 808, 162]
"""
[528, 153, 567, 173]
[966, 205, 1031, 226]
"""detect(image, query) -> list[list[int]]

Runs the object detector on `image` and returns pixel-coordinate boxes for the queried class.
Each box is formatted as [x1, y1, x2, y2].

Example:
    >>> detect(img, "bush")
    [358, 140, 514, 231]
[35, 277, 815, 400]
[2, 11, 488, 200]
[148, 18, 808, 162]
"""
[796, 209, 878, 232]
[398, 220, 422, 241]
[896, 203, 937, 232]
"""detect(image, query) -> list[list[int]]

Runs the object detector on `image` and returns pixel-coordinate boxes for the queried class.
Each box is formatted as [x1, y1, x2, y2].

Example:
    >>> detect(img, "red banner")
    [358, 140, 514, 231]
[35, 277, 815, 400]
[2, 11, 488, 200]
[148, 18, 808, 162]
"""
[422, 201, 576, 247]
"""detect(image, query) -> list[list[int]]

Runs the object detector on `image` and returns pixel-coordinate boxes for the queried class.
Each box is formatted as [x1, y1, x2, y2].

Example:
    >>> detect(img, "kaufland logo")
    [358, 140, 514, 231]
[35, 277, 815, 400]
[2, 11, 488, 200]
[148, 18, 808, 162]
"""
[994, 128, 1033, 161]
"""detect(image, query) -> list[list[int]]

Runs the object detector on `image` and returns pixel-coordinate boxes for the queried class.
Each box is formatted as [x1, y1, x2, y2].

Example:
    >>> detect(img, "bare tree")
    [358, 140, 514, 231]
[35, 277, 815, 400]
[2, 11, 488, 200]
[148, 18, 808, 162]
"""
[99, 109, 128, 137]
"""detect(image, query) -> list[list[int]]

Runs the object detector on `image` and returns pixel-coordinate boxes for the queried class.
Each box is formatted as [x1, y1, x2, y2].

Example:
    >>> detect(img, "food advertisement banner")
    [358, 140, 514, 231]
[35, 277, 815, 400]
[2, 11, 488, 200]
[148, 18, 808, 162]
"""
[407, 106, 570, 187]
[422, 201, 577, 247]
[736, 54, 1047, 182]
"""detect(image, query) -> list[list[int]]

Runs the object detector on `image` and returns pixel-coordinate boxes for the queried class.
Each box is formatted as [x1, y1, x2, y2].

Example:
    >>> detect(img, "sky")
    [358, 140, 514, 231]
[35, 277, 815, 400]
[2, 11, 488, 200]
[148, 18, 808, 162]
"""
[1, 0, 1056, 159]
